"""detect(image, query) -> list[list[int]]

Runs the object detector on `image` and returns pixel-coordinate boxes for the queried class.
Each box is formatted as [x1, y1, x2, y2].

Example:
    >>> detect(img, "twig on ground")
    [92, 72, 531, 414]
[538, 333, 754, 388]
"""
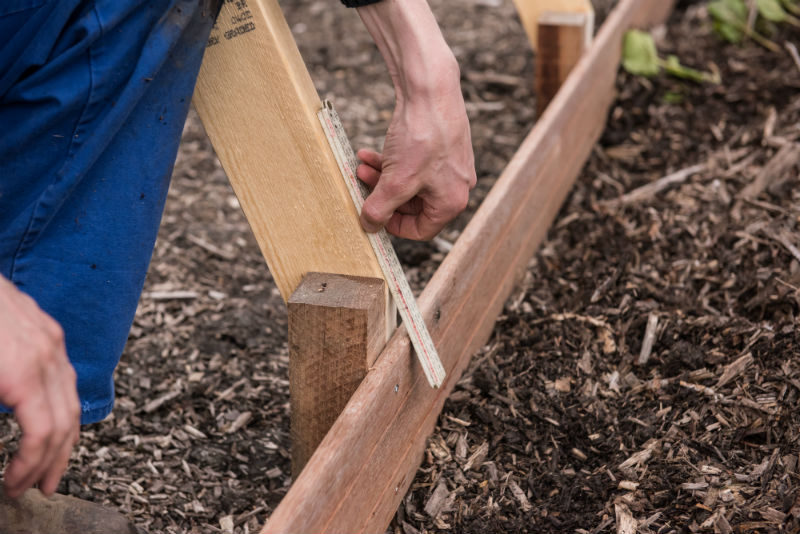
[144, 290, 199, 300]
[637, 312, 659, 366]
[785, 42, 800, 72]
[602, 163, 706, 207]
[739, 143, 800, 199]
[187, 233, 236, 260]
[762, 228, 800, 264]
[717, 353, 754, 388]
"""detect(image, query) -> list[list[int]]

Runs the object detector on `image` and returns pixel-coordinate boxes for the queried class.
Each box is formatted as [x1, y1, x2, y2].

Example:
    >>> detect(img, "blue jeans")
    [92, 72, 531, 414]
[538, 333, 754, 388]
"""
[0, 0, 218, 423]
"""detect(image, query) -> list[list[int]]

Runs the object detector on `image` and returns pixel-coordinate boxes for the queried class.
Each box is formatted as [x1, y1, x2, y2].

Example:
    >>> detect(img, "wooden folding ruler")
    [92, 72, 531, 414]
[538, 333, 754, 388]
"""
[318, 102, 444, 387]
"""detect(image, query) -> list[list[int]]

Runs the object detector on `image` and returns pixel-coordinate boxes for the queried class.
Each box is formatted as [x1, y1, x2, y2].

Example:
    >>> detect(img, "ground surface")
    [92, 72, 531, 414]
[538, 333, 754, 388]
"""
[2, 0, 800, 533]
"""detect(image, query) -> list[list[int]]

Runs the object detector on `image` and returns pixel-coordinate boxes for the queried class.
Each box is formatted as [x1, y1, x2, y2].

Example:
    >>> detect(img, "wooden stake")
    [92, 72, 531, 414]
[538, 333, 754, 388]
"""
[512, 0, 594, 52]
[263, 0, 675, 531]
[193, 0, 386, 302]
[536, 11, 592, 116]
[288, 273, 386, 477]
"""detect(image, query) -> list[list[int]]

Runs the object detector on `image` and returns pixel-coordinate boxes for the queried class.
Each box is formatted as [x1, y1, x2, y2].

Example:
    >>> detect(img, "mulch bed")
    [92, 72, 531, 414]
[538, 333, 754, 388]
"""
[399, 3, 800, 533]
[2, 1, 800, 533]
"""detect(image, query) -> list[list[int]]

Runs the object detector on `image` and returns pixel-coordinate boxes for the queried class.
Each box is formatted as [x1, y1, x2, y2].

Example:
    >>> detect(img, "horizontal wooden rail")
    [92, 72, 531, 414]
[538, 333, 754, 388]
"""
[262, 0, 675, 532]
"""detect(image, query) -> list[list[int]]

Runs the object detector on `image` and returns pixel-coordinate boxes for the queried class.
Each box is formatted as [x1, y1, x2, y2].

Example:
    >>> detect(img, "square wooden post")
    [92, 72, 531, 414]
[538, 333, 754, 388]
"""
[288, 273, 387, 477]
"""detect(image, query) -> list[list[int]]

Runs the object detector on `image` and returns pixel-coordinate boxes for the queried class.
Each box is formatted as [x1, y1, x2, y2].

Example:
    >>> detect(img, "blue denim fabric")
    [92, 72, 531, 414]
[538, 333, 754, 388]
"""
[0, 1, 218, 423]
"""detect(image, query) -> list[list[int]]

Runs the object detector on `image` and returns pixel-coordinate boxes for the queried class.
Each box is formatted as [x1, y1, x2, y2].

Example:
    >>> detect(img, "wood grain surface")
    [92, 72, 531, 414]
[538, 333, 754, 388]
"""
[263, 0, 676, 531]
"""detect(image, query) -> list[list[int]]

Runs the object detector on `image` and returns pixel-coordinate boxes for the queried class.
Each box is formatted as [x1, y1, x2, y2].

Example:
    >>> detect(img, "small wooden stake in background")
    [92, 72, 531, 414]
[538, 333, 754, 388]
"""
[288, 273, 386, 476]
[536, 11, 592, 116]
[512, 0, 594, 52]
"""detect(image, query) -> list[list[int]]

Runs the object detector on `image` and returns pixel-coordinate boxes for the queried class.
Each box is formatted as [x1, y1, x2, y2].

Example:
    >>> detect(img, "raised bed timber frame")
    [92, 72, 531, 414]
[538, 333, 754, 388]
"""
[193, 0, 676, 531]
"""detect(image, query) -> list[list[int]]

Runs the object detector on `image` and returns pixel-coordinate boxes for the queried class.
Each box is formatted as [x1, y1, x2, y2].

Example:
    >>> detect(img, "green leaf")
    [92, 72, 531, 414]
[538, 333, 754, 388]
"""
[781, 0, 800, 16]
[709, 0, 749, 42]
[711, 0, 748, 20]
[757, 0, 789, 21]
[712, 18, 744, 42]
[622, 30, 660, 77]
[663, 90, 684, 104]
[661, 55, 718, 83]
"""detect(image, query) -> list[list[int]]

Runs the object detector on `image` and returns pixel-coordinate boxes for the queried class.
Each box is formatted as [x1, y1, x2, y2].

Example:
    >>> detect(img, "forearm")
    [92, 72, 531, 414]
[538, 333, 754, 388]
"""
[356, 0, 460, 102]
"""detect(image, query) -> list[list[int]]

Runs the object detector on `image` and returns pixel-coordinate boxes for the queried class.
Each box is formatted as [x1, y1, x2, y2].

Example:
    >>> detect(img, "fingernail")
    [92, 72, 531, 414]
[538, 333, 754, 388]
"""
[361, 220, 379, 233]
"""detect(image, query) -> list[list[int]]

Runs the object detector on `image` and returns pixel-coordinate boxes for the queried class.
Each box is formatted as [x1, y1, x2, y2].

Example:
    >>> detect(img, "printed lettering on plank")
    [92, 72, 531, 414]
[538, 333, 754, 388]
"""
[207, 0, 256, 48]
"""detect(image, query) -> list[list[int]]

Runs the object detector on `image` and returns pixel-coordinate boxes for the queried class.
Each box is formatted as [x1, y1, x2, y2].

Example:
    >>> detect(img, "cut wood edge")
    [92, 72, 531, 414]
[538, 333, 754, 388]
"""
[262, 0, 675, 532]
[539, 10, 594, 52]
[513, 0, 594, 52]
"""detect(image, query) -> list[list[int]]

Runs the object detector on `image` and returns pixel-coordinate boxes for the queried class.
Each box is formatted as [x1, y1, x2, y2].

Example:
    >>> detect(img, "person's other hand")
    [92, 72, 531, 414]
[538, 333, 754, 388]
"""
[0, 276, 80, 498]
[356, 0, 476, 241]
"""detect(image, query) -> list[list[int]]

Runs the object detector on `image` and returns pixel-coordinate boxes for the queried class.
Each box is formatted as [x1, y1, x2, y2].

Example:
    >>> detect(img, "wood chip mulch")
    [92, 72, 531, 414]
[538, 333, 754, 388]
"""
[2, 1, 800, 533]
[398, 3, 800, 533]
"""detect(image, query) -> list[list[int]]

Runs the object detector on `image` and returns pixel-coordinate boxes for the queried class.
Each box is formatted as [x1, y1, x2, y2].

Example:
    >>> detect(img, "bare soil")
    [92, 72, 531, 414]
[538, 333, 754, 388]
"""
[2, 1, 800, 533]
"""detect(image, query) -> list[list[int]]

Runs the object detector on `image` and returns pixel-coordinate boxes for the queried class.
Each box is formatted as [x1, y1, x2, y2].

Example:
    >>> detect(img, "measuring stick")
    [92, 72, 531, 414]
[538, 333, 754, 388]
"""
[318, 101, 445, 388]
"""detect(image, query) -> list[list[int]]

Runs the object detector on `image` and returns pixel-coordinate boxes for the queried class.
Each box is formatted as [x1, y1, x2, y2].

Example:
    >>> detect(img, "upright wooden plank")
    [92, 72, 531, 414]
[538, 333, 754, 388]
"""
[262, 0, 675, 532]
[512, 0, 594, 52]
[193, 0, 385, 301]
[536, 11, 591, 115]
[288, 273, 386, 477]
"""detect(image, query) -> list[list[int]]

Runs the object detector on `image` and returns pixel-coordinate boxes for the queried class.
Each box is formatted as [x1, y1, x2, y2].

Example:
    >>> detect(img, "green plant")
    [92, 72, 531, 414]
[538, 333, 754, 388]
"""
[622, 30, 720, 83]
[708, 0, 781, 51]
[781, 0, 800, 16]
[663, 90, 685, 104]
[758, 0, 800, 26]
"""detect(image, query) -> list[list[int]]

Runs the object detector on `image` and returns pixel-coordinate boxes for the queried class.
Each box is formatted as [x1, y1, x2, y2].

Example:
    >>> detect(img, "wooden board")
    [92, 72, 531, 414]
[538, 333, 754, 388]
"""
[288, 273, 386, 477]
[193, 0, 385, 301]
[262, 0, 674, 532]
[512, 0, 594, 52]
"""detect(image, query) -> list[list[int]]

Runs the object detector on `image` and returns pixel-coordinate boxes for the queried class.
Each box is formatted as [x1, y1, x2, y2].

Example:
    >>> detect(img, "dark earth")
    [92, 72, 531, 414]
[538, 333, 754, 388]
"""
[2, 0, 800, 532]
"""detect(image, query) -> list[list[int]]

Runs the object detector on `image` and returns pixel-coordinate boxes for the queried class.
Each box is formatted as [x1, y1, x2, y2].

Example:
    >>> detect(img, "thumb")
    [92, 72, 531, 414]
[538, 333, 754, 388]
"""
[360, 171, 418, 233]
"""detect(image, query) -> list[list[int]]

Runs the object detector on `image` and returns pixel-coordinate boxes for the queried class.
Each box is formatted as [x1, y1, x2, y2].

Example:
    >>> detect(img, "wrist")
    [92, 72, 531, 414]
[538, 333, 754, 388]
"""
[357, 0, 461, 100]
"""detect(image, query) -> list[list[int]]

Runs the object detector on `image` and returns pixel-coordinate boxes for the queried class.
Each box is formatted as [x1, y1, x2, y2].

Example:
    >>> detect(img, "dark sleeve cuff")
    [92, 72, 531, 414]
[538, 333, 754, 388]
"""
[340, 0, 382, 7]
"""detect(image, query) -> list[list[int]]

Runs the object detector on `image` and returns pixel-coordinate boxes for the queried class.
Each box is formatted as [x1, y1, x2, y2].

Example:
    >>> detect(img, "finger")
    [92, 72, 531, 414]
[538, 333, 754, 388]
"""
[394, 196, 423, 216]
[360, 173, 419, 233]
[38, 433, 72, 496]
[356, 163, 381, 189]
[386, 191, 468, 241]
[385, 211, 444, 241]
[356, 148, 382, 170]
[4, 390, 54, 498]
[38, 357, 78, 496]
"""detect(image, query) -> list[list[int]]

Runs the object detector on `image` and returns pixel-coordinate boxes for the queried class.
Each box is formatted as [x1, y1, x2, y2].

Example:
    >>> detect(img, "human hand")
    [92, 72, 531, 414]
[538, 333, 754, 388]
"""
[356, 80, 476, 240]
[356, 0, 476, 241]
[0, 276, 80, 498]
